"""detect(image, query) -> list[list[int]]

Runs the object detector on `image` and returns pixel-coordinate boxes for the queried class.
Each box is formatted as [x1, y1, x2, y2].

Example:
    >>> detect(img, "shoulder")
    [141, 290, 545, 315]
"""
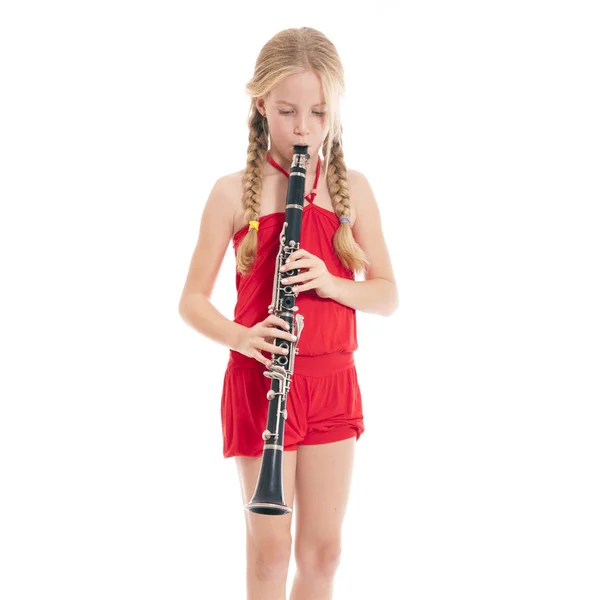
[200, 170, 245, 238]
[346, 168, 395, 282]
[347, 168, 361, 187]
[347, 168, 371, 196]
[211, 169, 245, 209]
[347, 168, 378, 218]
[347, 168, 371, 190]
[216, 168, 245, 194]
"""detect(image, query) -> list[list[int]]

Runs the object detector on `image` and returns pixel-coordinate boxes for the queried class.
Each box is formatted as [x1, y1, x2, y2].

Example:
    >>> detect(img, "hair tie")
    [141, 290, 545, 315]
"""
[339, 216, 351, 225]
[248, 220, 259, 232]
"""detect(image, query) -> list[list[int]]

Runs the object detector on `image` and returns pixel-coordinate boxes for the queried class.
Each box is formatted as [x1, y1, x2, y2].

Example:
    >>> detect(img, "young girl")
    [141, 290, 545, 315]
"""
[179, 27, 398, 600]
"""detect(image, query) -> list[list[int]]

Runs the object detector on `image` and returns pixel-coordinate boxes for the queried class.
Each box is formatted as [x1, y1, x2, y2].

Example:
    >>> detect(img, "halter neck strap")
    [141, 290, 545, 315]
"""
[266, 153, 321, 203]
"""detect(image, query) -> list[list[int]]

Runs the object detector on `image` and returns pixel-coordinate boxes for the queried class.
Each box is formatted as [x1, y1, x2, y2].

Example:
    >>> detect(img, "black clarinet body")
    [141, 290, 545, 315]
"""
[244, 145, 310, 516]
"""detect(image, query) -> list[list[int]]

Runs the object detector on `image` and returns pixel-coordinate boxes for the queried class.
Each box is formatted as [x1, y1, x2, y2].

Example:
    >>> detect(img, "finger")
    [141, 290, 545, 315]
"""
[267, 327, 297, 343]
[265, 315, 290, 330]
[253, 351, 271, 368]
[282, 271, 317, 285]
[287, 249, 309, 262]
[260, 340, 290, 355]
[282, 258, 313, 272]
[292, 281, 316, 293]
[281, 275, 302, 286]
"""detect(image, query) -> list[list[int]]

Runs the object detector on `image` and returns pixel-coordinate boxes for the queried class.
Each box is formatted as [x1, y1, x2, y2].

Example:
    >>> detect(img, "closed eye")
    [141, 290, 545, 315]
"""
[278, 110, 326, 116]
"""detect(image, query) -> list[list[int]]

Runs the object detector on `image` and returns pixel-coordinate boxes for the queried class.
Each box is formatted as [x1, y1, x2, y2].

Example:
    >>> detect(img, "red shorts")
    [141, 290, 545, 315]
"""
[220, 351, 365, 458]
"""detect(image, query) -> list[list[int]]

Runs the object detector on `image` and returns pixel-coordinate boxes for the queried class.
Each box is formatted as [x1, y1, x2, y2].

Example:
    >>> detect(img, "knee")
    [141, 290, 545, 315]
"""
[248, 535, 292, 581]
[295, 539, 342, 578]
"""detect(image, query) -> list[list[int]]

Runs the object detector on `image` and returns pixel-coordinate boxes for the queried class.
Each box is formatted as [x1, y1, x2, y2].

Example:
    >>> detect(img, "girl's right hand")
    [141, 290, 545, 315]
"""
[235, 314, 298, 368]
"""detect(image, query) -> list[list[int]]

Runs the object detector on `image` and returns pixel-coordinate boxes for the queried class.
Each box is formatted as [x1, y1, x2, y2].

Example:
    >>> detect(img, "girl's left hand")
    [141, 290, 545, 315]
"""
[280, 249, 338, 299]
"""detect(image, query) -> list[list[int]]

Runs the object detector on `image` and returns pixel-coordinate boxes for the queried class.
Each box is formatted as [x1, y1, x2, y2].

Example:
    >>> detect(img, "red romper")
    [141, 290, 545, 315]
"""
[220, 154, 365, 458]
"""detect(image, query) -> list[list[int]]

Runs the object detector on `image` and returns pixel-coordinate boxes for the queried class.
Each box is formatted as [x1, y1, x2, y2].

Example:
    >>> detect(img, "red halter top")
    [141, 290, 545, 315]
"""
[230, 153, 358, 361]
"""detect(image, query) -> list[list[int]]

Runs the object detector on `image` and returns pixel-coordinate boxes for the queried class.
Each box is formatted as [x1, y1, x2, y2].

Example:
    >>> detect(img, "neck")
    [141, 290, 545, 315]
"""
[267, 148, 320, 177]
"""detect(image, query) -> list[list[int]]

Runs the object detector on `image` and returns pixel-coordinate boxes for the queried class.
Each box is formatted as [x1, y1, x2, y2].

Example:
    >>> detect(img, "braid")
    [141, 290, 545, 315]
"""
[326, 136, 370, 275]
[236, 109, 269, 275]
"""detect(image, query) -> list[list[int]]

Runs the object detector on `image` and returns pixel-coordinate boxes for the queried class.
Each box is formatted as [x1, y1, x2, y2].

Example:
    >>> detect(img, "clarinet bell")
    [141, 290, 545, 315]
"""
[244, 446, 291, 516]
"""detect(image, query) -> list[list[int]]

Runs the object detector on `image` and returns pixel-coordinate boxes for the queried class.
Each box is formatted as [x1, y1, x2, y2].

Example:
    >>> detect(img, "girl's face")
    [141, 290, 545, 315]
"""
[256, 70, 330, 167]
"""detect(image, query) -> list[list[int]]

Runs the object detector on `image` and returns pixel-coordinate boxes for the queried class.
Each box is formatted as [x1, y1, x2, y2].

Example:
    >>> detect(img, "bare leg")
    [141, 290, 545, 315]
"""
[235, 450, 298, 600]
[289, 436, 356, 600]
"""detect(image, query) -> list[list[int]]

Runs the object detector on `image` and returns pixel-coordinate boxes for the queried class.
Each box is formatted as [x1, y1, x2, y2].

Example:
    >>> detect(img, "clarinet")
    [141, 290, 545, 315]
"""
[244, 145, 310, 516]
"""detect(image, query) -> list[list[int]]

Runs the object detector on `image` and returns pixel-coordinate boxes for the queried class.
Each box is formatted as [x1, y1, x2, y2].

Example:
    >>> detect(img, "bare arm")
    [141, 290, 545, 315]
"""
[178, 174, 246, 350]
[328, 276, 398, 316]
[329, 170, 399, 316]
[180, 293, 247, 351]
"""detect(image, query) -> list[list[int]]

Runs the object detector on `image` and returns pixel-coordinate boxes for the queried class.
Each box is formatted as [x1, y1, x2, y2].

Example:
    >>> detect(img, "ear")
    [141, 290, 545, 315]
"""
[255, 98, 265, 116]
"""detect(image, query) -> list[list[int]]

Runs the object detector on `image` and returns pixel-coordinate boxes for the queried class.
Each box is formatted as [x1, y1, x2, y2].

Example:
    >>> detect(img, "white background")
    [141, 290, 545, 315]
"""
[1, 1, 599, 599]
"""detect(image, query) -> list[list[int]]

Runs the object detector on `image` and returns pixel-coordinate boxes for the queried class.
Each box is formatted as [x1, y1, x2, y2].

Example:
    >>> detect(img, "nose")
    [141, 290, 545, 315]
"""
[293, 114, 309, 139]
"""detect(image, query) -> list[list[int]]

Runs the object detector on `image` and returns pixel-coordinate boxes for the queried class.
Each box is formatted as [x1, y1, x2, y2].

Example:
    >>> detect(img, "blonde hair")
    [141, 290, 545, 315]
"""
[236, 27, 370, 277]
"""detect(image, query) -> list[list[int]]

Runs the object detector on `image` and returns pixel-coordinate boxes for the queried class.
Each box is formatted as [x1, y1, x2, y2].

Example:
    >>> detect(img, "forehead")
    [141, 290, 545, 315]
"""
[270, 71, 326, 106]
